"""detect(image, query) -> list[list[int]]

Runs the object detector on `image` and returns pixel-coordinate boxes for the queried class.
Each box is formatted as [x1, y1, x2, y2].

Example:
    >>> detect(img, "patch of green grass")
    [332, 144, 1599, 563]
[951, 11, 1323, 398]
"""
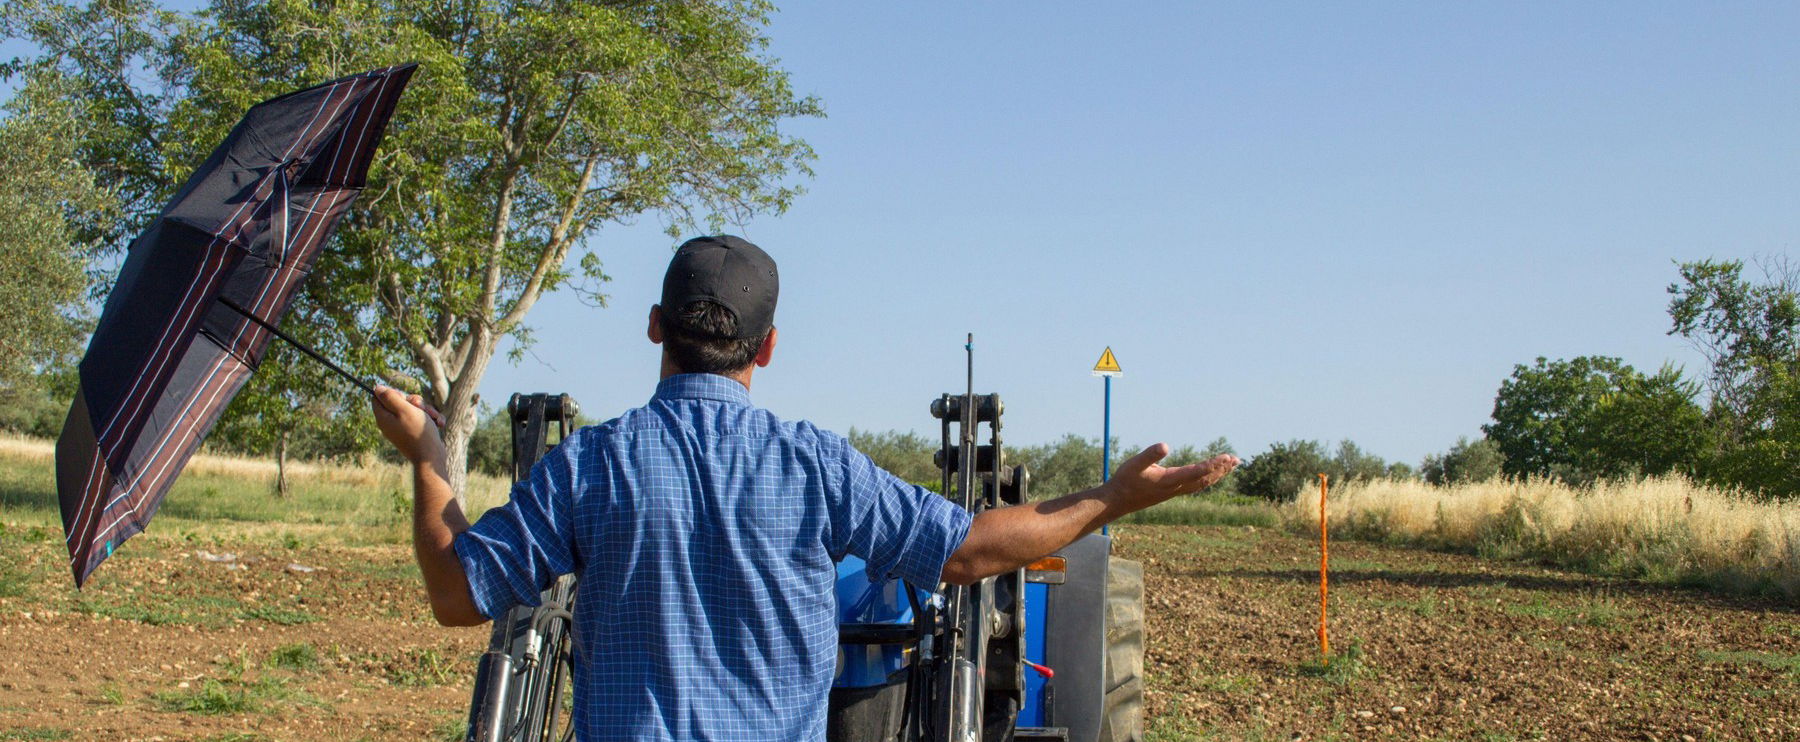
[152, 672, 322, 716]
[1299, 638, 1374, 686]
[242, 604, 322, 625]
[432, 717, 467, 742]
[344, 558, 420, 583]
[268, 642, 319, 672]
[1144, 715, 1208, 742]
[1198, 672, 1257, 693]
[0, 525, 45, 599]
[97, 683, 127, 706]
[1503, 591, 1634, 629]
[0, 561, 33, 599]
[0, 729, 72, 741]
[153, 649, 327, 716]
[1124, 493, 1279, 528]
[153, 678, 264, 715]
[1372, 587, 1441, 618]
[387, 647, 459, 687]
[1764, 622, 1800, 639]
[74, 593, 243, 627]
[1698, 649, 1800, 680]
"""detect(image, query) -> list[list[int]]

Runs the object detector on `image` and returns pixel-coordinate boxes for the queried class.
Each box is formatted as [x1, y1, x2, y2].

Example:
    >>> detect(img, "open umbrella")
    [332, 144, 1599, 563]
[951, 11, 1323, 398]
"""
[56, 64, 416, 586]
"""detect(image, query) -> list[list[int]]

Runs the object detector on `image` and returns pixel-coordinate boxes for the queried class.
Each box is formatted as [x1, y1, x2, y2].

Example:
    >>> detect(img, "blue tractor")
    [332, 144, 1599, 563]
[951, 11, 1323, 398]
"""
[828, 340, 1144, 742]
[466, 350, 1144, 742]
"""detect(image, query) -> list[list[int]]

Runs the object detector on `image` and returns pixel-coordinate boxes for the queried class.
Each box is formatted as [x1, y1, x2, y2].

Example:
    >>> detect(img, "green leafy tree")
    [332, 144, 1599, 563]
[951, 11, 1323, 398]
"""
[5, 0, 822, 498]
[1164, 436, 1238, 496]
[1235, 438, 1397, 501]
[1013, 434, 1109, 501]
[0, 2, 183, 262]
[1484, 356, 1708, 484]
[466, 406, 515, 478]
[1668, 258, 1800, 431]
[1705, 364, 1800, 498]
[1329, 439, 1388, 485]
[0, 69, 114, 399]
[847, 428, 940, 489]
[1420, 436, 1505, 486]
[1668, 258, 1800, 497]
[1236, 439, 1329, 502]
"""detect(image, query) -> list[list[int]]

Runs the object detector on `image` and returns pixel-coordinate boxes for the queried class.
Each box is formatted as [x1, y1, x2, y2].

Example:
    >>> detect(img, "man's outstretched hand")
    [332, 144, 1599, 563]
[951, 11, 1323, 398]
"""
[1102, 443, 1241, 512]
[941, 442, 1243, 585]
[371, 386, 447, 465]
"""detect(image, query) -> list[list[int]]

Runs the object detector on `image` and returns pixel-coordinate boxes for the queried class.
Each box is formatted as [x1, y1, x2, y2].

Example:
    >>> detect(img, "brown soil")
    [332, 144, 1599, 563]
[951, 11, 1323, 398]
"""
[1, 525, 1795, 741]
[1113, 526, 1800, 741]
[0, 535, 486, 741]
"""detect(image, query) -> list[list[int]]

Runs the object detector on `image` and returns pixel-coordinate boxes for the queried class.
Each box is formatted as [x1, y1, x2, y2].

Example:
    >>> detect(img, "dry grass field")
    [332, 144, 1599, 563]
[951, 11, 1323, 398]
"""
[1294, 476, 1800, 600]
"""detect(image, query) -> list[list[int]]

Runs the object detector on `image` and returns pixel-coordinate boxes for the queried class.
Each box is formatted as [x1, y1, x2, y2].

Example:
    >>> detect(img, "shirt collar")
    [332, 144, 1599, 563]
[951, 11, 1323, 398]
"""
[652, 373, 754, 406]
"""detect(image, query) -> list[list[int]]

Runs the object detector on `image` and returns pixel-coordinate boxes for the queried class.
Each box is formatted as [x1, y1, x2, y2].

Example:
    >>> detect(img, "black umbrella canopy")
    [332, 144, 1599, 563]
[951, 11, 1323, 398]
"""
[57, 64, 416, 587]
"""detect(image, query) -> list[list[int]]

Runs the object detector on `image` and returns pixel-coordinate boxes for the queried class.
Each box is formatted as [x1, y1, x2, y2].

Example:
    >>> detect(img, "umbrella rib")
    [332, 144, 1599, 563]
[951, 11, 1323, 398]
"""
[217, 296, 376, 397]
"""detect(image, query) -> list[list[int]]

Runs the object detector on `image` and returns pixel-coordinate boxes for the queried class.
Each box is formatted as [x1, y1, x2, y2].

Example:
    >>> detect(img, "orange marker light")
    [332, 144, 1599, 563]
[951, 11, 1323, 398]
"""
[1025, 556, 1067, 573]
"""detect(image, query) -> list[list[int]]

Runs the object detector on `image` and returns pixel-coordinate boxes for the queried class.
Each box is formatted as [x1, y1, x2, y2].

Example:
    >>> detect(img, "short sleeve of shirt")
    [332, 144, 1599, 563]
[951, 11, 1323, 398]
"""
[452, 435, 583, 619]
[827, 439, 973, 587]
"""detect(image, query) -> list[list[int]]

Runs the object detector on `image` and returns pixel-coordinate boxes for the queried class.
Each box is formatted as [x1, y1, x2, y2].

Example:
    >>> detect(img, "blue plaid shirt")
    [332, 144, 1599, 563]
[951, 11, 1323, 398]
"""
[454, 373, 973, 741]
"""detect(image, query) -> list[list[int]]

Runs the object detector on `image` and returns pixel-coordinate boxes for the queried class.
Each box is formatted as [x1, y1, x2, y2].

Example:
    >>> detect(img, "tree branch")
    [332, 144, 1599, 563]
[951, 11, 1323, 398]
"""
[498, 155, 597, 331]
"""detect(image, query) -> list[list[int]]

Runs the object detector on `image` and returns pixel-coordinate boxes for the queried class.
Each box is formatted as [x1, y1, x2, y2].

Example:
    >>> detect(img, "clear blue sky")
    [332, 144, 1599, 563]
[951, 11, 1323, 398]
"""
[500, 2, 1799, 467]
[10, 3, 1798, 466]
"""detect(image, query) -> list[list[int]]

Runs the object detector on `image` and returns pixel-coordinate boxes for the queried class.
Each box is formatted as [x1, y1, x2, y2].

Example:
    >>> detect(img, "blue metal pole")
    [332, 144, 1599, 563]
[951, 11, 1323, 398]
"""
[1101, 374, 1112, 536]
[1102, 375, 1112, 482]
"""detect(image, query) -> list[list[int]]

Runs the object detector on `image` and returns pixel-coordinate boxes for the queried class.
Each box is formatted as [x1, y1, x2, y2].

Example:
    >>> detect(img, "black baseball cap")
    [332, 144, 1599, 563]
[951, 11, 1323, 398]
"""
[659, 235, 778, 339]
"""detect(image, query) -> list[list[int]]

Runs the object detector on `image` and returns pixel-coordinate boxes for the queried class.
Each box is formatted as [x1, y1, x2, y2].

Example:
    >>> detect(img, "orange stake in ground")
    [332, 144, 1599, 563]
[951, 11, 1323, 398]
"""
[1318, 473, 1330, 658]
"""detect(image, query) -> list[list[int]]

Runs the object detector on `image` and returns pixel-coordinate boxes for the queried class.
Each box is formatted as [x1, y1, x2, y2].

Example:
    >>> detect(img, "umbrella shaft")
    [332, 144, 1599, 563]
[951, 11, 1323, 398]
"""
[216, 297, 375, 397]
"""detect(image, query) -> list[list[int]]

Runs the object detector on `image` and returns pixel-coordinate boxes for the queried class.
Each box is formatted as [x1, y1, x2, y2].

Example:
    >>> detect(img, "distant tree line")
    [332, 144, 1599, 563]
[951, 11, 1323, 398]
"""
[1478, 258, 1799, 499]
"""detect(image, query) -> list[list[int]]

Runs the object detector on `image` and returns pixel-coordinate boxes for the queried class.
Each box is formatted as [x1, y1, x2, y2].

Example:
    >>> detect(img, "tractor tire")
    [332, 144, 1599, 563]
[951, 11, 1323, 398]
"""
[1098, 557, 1144, 742]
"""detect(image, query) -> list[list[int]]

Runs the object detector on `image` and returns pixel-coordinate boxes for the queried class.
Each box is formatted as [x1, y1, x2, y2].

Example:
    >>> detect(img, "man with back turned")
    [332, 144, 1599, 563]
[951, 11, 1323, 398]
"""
[371, 234, 1239, 741]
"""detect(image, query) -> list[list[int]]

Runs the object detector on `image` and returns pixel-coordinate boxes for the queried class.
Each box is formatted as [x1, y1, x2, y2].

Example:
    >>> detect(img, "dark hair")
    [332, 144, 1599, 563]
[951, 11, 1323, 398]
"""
[662, 301, 766, 374]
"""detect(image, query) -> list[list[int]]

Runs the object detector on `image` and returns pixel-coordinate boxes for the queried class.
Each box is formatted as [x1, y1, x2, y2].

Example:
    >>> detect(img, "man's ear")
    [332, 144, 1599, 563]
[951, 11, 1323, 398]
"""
[754, 326, 777, 368]
[648, 305, 664, 344]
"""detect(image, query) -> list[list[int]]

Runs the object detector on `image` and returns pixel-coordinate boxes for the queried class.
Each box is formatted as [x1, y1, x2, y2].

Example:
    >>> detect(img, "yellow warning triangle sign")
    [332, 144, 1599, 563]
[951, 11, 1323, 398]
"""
[1092, 346, 1123, 376]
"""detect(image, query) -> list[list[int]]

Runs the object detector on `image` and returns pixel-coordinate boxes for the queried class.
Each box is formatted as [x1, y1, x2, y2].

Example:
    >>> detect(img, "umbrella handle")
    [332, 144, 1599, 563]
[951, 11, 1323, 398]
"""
[216, 296, 376, 397]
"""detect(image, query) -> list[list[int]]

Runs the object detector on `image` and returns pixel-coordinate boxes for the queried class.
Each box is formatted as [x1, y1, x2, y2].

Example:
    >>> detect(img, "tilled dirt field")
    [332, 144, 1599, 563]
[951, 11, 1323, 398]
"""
[1114, 526, 1800, 741]
[1, 523, 1796, 741]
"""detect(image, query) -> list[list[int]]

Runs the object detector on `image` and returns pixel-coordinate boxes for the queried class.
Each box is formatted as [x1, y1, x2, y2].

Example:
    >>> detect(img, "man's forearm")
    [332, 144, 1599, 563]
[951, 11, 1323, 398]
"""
[411, 456, 485, 626]
[939, 448, 1241, 585]
[938, 484, 1127, 585]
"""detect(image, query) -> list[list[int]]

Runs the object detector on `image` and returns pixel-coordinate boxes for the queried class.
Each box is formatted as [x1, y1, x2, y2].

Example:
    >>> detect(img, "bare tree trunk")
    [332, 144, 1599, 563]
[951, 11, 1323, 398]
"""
[274, 430, 290, 499]
[442, 404, 476, 508]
